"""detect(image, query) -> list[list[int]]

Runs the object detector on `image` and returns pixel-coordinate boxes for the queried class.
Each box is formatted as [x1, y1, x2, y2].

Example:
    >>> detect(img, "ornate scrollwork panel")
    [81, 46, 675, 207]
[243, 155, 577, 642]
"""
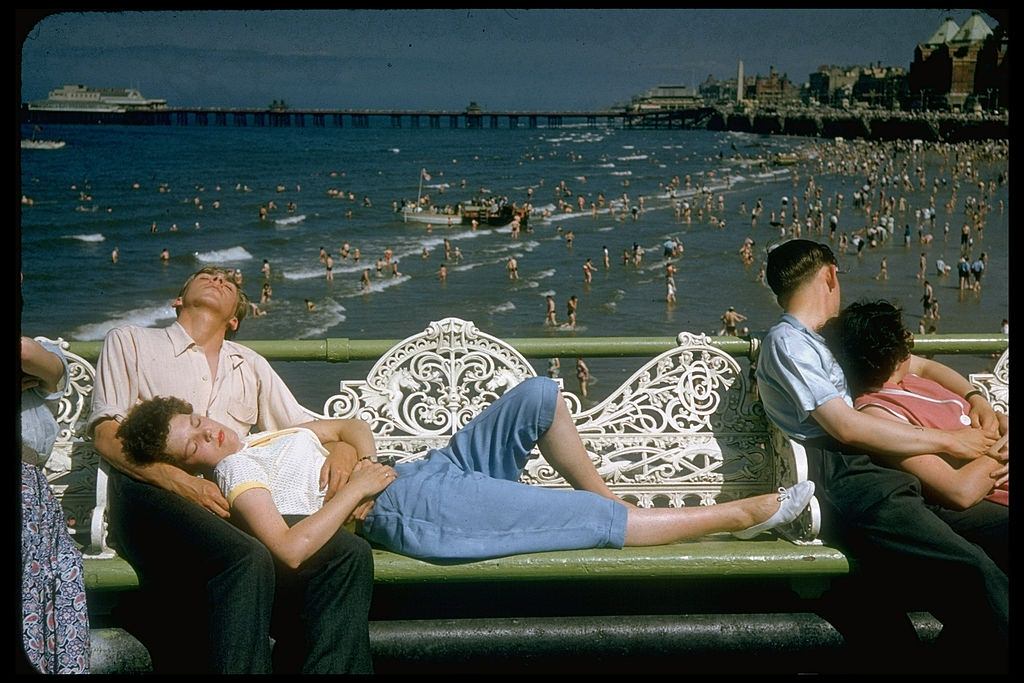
[321, 318, 537, 437]
[969, 349, 1009, 414]
[570, 335, 764, 438]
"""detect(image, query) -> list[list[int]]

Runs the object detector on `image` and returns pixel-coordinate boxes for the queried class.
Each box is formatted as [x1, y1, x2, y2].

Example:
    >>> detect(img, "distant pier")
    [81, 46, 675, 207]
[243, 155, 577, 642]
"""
[20, 104, 1008, 142]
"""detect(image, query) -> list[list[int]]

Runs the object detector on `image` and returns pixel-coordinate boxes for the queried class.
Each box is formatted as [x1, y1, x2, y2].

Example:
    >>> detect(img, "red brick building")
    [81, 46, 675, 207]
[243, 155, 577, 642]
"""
[910, 12, 1007, 111]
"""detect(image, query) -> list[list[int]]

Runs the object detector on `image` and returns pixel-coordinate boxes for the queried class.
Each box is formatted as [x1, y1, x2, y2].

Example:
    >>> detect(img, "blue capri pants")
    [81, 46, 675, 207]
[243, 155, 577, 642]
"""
[360, 377, 628, 560]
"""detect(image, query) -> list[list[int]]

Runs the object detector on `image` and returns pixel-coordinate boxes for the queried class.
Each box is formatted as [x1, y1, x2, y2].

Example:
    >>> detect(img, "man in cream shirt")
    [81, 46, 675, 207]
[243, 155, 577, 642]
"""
[89, 266, 374, 674]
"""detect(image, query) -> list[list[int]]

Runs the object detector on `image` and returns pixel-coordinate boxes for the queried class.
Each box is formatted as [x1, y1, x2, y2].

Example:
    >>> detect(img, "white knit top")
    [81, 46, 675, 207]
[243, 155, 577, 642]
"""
[214, 427, 328, 516]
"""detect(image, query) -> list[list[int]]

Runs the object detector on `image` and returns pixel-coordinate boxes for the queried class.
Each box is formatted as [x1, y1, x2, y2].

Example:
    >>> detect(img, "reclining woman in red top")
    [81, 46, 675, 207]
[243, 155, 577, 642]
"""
[823, 299, 1008, 512]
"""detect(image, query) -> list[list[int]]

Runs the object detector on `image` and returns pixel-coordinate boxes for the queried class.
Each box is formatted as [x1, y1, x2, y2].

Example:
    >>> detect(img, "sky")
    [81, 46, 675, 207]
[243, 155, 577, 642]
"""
[18, 9, 998, 111]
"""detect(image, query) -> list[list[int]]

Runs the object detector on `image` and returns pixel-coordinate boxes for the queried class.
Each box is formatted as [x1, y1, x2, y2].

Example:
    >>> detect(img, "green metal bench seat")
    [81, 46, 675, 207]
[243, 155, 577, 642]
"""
[85, 539, 850, 592]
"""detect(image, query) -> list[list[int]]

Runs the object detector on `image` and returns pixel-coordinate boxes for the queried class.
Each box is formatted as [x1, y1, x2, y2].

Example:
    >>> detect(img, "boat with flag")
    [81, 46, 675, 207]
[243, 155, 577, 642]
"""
[21, 125, 66, 150]
[400, 168, 519, 227]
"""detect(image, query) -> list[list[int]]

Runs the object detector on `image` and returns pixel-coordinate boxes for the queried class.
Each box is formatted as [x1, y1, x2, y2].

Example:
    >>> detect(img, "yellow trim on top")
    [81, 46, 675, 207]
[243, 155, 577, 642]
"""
[226, 480, 271, 506]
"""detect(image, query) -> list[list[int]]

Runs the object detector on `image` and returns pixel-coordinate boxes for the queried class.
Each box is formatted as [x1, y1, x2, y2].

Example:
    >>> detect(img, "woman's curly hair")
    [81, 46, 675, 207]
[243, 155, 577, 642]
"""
[116, 396, 194, 465]
[823, 300, 914, 396]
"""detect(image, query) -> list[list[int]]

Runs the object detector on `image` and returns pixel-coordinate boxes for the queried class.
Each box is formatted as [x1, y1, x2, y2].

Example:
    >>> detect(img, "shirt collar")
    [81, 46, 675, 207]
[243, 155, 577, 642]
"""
[166, 321, 196, 357]
[166, 321, 245, 369]
[781, 313, 827, 343]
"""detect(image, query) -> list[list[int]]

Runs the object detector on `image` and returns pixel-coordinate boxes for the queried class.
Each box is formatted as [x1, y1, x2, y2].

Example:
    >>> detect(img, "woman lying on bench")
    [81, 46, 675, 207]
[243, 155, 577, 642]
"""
[116, 377, 813, 565]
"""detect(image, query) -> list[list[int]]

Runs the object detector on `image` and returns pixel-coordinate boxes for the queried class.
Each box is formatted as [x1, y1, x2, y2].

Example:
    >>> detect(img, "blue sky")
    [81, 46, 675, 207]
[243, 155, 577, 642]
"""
[18, 9, 995, 110]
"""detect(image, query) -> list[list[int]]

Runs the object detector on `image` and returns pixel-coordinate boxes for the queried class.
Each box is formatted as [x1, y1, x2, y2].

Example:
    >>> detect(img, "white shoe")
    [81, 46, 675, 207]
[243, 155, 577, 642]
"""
[732, 480, 815, 540]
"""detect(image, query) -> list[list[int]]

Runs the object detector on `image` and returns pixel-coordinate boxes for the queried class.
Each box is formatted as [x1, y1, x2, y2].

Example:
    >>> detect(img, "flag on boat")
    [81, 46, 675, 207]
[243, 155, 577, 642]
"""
[421, 168, 432, 181]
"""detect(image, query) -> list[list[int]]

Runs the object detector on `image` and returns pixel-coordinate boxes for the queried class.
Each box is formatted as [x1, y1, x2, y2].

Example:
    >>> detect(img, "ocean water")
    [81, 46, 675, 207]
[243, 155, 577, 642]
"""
[19, 123, 1008, 408]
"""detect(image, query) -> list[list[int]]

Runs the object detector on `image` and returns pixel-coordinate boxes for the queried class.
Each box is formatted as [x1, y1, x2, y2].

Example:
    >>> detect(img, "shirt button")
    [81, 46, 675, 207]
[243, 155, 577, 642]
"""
[202, 376, 208, 381]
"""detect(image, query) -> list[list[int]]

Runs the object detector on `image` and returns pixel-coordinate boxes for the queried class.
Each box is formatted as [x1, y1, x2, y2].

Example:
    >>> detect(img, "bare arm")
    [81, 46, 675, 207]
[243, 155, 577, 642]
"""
[20, 337, 65, 393]
[812, 396, 995, 461]
[293, 418, 377, 504]
[298, 418, 377, 460]
[231, 460, 394, 569]
[908, 355, 1000, 435]
[92, 417, 230, 518]
[861, 406, 1002, 510]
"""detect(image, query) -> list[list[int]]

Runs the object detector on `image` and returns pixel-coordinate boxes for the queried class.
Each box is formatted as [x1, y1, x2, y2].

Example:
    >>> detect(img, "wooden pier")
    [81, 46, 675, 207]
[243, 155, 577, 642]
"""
[20, 104, 1007, 142]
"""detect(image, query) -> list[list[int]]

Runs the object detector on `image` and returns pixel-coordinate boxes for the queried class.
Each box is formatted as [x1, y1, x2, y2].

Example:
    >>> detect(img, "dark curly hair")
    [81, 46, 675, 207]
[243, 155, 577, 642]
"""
[822, 300, 914, 396]
[116, 396, 194, 466]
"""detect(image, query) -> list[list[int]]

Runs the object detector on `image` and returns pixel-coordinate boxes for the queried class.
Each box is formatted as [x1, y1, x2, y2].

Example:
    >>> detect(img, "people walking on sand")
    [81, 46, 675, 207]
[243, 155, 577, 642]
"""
[957, 257, 971, 291]
[921, 281, 935, 319]
[582, 258, 596, 285]
[876, 257, 888, 281]
[971, 255, 985, 291]
[575, 357, 591, 399]
[720, 306, 748, 336]
[664, 262, 678, 304]
[507, 257, 519, 280]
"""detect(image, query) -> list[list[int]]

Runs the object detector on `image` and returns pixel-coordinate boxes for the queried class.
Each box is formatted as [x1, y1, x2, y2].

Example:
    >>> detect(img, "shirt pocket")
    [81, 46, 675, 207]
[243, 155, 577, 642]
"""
[225, 363, 259, 428]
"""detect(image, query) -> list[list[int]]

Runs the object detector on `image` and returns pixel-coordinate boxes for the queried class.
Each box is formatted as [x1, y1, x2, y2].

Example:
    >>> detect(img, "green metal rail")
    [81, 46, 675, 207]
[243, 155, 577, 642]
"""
[64, 334, 1008, 364]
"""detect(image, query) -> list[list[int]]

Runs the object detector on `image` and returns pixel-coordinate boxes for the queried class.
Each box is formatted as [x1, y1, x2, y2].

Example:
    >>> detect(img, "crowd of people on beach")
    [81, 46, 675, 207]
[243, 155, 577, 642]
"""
[45, 135, 1007, 408]
[53, 134, 1002, 414]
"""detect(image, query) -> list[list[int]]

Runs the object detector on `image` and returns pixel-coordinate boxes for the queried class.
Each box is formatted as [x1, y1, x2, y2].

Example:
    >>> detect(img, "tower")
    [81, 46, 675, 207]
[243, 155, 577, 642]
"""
[737, 60, 744, 103]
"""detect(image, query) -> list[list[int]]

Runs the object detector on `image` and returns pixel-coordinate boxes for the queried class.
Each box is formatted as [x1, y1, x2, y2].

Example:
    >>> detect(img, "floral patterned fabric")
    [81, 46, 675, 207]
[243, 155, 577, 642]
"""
[21, 463, 90, 674]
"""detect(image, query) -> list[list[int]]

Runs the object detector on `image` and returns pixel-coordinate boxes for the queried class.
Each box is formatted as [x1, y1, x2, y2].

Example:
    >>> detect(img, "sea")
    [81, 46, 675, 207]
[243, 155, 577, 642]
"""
[19, 122, 1009, 409]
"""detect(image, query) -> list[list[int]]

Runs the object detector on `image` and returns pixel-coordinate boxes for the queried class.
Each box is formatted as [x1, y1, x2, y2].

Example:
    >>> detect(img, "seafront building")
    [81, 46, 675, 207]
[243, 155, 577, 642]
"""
[626, 85, 702, 112]
[909, 12, 1008, 111]
[637, 11, 1005, 114]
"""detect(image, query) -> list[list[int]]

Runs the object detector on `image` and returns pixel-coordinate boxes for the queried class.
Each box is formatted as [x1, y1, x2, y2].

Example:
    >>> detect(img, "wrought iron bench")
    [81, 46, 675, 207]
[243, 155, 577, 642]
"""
[36, 319, 1009, 673]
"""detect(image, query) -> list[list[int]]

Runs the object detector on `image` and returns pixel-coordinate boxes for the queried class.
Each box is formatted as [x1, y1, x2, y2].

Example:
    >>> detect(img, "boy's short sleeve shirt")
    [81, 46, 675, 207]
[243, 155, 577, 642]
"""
[756, 314, 852, 440]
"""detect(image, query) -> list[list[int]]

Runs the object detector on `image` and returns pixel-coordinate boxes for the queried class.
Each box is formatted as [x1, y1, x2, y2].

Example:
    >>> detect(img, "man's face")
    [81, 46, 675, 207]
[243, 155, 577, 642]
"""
[177, 271, 240, 320]
[164, 412, 242, 469]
